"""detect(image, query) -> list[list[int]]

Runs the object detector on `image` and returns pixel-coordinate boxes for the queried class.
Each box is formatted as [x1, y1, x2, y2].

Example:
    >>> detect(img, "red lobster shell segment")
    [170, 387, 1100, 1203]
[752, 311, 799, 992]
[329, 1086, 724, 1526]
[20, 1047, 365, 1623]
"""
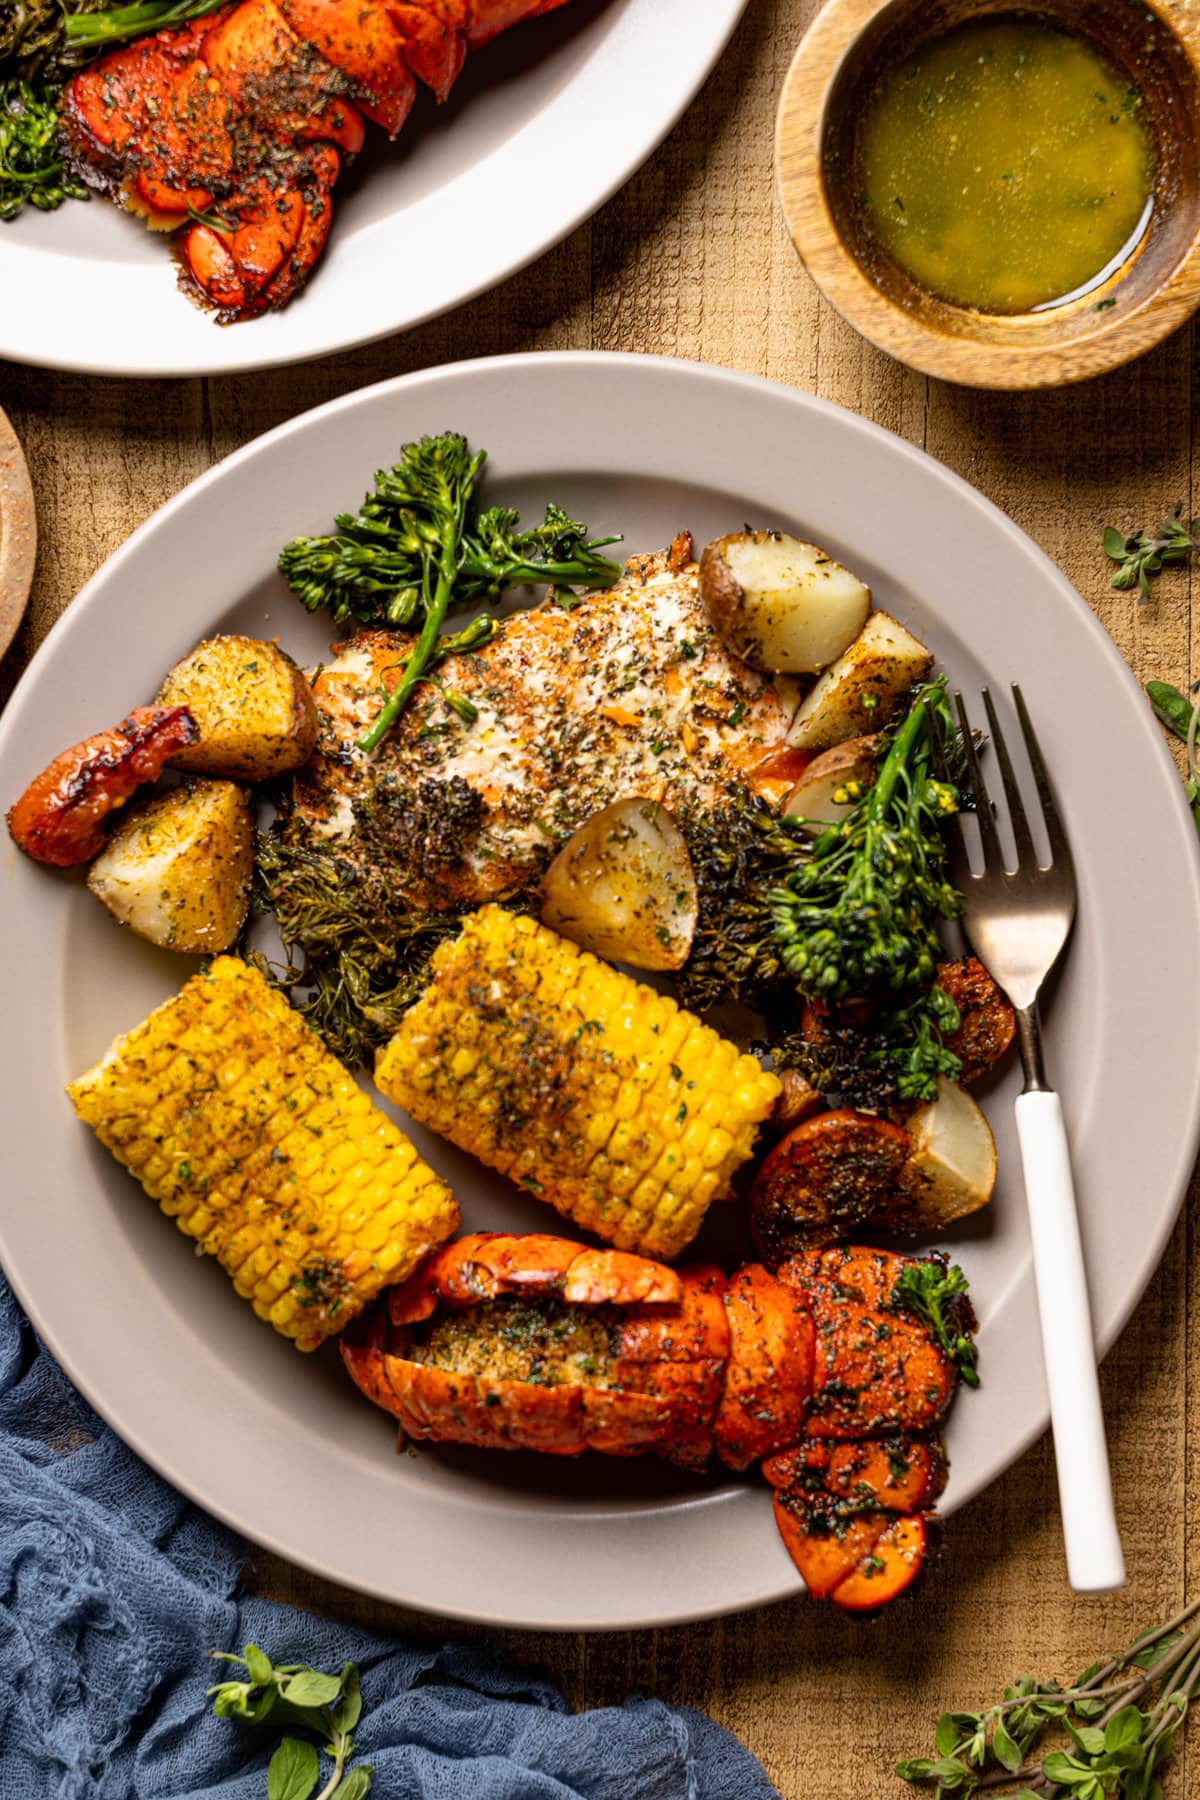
[342, 1233, 967, 1611]
[64, 0, 578, 318]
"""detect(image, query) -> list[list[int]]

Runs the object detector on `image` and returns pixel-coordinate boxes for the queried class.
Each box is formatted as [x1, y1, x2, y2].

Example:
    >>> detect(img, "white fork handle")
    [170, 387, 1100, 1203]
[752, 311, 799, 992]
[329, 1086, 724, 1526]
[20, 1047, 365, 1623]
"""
[1014, 1090, 1126, 1594]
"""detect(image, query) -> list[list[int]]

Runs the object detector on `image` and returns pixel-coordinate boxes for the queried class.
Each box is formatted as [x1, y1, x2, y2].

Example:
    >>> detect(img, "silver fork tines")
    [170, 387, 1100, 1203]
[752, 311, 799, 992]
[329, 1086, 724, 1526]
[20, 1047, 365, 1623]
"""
[947, 687, 1077, 1022]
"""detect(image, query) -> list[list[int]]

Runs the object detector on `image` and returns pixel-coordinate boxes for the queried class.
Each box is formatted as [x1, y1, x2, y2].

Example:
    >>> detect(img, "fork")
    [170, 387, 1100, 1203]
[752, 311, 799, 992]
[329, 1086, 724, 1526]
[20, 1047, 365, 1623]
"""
[940, 686, 1126, 1594]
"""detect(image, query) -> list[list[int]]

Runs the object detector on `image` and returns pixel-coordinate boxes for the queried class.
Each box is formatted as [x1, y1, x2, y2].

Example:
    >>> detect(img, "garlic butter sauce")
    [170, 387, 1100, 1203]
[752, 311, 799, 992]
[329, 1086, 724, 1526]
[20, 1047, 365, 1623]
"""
[857, 15, 1154, 313]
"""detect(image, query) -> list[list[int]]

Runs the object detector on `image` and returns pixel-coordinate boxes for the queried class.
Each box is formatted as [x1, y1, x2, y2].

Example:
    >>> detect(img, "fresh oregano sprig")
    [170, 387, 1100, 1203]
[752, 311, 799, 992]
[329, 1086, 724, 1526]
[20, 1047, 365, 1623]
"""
[897, 1594, 1200, 1797]
[1104, 505, 1200, 601]
[208, 1646, 371, 1799]
[1146, 678, 1200, 839]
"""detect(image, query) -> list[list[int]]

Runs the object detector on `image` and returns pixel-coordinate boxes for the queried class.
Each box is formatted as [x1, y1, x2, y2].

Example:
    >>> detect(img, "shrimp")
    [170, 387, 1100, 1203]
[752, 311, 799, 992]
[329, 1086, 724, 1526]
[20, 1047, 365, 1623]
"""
[7, 706, 199, 867]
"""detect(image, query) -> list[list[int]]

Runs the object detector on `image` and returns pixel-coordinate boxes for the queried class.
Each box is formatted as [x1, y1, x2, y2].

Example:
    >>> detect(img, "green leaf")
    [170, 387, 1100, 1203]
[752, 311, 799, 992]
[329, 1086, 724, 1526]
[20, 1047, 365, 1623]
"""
[330, 1664, 363, 1735]
[1066, 1720, 1106, 1756]
[1103, 526, 1128, 559]
[895, 1758, 935, 1782]
[1073, 1696, 1107, 1720]
[927, 1756, 970, 1789]
[1043, 1750, 1089, 1783]
[992, 1721, 1023, 1773]
[282, 1669, 344, 1708]
[266, 1738, 320, 1800]
[330, 1767, 373, 1799]
[244, 1644, 275, 1686]
[1103, 1704, 1145, 1755]
[935, 1714, 968, 1756]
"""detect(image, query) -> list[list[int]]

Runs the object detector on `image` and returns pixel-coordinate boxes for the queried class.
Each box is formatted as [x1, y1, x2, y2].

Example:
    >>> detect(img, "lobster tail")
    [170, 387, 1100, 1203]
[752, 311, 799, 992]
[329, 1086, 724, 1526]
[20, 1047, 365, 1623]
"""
[341, 1232, 971, 1612]
[64, 0, 578, 317]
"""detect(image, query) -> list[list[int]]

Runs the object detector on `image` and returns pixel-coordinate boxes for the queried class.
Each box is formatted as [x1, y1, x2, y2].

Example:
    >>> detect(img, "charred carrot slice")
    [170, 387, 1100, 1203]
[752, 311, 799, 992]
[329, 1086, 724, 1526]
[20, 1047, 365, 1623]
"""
[937, 957, 1016, 1084]
[750, 1110, 912, 1262]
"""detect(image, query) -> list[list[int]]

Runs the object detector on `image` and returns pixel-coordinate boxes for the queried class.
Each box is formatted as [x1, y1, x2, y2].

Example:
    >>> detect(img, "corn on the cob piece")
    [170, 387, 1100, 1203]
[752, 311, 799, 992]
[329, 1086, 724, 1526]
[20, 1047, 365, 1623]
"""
[374, 906, 780, 1260]
[68, 956, 458, 1350]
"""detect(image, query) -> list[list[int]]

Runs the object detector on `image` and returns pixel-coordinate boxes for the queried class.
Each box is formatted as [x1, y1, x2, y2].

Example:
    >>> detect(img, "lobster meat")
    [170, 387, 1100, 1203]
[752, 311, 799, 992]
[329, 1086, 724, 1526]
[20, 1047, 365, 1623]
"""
[64, 0, 575, 318]
[342, 1232, 973, 1612]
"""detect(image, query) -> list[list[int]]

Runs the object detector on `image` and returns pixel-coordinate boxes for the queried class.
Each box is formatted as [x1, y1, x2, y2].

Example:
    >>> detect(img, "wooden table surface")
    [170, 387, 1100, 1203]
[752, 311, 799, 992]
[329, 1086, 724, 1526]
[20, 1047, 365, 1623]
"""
[2, 0, 1198, 1792]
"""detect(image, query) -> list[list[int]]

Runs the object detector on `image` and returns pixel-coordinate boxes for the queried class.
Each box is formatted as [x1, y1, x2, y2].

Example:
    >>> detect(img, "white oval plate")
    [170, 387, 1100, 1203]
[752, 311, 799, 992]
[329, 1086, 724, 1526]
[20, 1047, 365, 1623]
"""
[1, 354, 1197, 1629]
[0, 0, 745, 378]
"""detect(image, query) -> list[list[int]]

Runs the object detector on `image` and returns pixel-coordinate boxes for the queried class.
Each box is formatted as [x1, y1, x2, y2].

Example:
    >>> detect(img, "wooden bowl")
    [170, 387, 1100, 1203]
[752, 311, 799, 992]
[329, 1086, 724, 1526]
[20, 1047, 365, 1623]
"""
[0, 407, 35, 664]
[776, 0, 1200, 388]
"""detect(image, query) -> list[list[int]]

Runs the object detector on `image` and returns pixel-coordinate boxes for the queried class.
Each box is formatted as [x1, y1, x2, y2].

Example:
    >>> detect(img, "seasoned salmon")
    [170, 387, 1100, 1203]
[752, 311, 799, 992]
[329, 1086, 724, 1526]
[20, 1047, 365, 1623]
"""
[291, 547, 808, 910]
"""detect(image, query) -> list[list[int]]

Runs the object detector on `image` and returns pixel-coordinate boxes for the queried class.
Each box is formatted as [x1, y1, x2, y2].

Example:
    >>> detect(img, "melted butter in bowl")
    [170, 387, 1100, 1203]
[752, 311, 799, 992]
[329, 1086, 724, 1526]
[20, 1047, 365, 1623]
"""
[858, 15, 1154, 313]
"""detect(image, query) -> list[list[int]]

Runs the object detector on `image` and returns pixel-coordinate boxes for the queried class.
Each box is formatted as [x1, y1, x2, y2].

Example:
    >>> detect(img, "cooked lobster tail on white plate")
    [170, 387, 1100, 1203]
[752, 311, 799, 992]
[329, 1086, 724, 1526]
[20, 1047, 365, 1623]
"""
[64, 0, 576, 318]
[342, 1231, 973, 1612]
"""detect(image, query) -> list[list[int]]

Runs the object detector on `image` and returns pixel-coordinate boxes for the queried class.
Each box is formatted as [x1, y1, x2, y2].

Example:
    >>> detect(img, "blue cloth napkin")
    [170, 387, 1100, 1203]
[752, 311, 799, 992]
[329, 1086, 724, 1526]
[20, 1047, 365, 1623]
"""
[0, 1274, 780, 1800]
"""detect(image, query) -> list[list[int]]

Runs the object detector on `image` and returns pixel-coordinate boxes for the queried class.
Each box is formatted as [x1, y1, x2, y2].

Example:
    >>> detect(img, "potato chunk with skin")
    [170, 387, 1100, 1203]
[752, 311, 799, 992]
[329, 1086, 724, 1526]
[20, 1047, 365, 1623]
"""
[783, 735, 879, 835]
[890, 1077, 998, 1231]
[157, 635, 317, 780]
[86, 779, 253, 953]
[540, 798, 698, 972]
[699, 532, 871, 674]
[788, 611, 934, 750]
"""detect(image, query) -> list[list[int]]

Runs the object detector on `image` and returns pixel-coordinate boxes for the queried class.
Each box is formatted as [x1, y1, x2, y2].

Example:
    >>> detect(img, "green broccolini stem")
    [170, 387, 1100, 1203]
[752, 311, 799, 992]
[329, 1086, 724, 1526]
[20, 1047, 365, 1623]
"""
[62, 0, 229, 45]
[357, 529, 460, 754]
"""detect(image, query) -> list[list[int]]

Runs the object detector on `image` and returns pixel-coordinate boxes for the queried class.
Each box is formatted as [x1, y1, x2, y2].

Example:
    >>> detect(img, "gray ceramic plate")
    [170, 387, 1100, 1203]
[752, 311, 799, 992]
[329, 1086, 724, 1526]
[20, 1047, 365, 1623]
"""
[1, 354, 1198, 1629]
[0, 0, 746, 378]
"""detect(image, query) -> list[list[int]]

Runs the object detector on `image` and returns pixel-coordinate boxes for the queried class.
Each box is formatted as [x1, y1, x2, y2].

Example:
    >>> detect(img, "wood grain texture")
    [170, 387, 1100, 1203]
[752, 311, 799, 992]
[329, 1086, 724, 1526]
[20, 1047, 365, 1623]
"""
[776, 0, 1200, 389]
[0, 0, 1197, 1792]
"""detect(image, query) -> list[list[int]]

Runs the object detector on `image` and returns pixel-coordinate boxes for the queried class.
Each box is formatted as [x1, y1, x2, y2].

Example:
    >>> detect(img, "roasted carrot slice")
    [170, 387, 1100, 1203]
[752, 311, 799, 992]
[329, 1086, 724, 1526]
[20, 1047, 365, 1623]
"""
[750, 1110, 912, 1262]
[937, 957, 1016, 1085]
[831, 1515, 927, 1611]
[771, 1499, 891, 1600]
[763, 1437, 946, 1514]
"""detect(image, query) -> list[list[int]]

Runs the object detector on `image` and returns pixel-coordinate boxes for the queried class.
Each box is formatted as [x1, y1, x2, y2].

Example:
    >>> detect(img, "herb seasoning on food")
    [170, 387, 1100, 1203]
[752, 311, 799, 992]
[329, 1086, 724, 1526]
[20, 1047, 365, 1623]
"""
[857, 15, 1154, 313]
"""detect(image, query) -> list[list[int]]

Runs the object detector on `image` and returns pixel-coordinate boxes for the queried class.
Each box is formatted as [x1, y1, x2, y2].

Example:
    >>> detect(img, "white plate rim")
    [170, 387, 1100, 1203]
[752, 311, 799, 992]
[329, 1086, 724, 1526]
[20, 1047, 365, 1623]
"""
[0, 0, 747, 379]
[2, 350, 1198, 1629]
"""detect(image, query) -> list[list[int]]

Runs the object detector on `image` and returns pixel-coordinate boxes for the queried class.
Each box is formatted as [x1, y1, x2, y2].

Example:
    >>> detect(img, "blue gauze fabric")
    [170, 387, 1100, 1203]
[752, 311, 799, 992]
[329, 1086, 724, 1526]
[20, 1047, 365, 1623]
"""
[0, 1273, 781, 1800]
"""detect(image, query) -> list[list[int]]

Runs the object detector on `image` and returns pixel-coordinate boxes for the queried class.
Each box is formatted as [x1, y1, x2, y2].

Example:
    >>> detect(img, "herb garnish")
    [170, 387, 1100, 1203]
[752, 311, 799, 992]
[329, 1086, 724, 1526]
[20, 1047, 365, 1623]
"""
[892, 1259, 979, 1387]
[897, 1594, 1200, 1796]
[277, 432, 622, 752]
[208, 1645, 371, 1798]
[1146, 678, 1200, 837]
[1104, 504, 1200, 601]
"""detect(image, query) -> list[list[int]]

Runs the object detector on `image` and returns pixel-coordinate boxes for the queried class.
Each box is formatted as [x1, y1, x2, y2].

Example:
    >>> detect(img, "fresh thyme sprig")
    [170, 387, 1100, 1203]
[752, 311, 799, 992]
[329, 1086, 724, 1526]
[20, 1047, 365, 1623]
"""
[208, 1645, 371, 1799]
[1146, 678, 1200, 838]
[897, 1595, 1200, 1797]
[1104, 505, 1200, 601]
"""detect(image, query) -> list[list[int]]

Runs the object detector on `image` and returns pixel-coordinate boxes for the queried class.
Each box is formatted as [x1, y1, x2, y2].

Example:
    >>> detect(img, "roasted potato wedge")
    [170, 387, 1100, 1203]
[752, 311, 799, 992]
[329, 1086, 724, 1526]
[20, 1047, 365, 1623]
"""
[540, 798, 698, 972]
[86, 779, 253, 954]
[783, 735, 879, 834]
[788, 611, 934, 750]
[891, 1077, 998, 1230]
[157, 635, 317, 781]
[699, 532, 871, 674]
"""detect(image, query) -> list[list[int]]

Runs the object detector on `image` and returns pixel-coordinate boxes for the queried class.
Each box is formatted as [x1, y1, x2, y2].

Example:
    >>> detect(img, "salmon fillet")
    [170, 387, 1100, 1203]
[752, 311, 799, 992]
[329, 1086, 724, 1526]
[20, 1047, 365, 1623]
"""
[290, 547, 807, 911]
